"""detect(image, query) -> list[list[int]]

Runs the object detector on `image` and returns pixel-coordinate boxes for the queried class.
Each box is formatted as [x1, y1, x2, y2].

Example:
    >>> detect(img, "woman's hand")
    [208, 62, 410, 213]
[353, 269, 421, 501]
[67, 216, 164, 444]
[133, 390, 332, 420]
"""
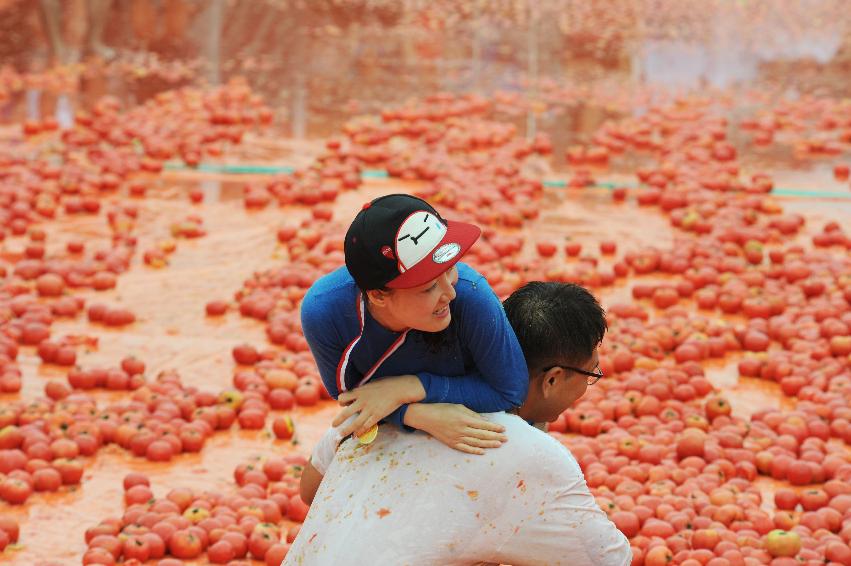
[333, 375, 426, 437]
[403, 403, 507, 455]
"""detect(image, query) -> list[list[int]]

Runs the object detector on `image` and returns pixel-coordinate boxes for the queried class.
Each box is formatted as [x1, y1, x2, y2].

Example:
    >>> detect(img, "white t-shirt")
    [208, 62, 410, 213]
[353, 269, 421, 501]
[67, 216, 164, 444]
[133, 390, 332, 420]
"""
[285, 413, 631, 566]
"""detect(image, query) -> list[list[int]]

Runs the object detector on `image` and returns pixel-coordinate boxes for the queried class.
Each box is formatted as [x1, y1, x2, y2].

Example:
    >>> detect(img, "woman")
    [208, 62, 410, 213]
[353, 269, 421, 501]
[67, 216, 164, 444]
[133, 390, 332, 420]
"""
[300, 193, 528, 453]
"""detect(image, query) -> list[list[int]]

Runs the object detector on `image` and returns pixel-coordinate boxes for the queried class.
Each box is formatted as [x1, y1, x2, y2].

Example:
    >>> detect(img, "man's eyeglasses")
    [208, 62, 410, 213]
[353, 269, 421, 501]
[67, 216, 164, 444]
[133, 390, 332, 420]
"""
[542, 363, 604, 385]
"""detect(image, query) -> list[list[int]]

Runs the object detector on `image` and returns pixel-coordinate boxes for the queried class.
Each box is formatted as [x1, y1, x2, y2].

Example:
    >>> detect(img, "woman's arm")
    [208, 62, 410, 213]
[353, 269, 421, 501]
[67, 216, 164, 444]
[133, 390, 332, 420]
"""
[402, 403, 507, 455]
[330, 383, 509, 454]
[332, 375, 425, 436]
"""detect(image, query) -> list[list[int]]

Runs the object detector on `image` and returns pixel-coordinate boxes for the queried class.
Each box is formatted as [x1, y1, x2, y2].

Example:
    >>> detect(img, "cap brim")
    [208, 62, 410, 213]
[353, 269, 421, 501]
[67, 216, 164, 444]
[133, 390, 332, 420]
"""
[386, 220, 481, 289]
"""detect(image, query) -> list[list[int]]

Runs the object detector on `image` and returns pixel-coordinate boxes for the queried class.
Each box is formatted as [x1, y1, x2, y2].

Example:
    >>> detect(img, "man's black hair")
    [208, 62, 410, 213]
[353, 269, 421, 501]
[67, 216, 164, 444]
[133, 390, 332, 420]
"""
[502, 282, 606, 372]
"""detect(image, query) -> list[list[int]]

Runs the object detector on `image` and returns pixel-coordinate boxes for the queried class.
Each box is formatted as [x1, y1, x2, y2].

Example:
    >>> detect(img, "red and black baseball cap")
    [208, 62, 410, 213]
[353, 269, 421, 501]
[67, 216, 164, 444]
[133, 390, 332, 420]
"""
[344, 194, 481, 290]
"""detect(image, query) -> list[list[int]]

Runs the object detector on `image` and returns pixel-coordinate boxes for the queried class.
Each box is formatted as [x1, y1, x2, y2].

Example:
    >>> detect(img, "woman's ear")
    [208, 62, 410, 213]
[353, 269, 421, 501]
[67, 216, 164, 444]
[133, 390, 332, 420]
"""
[366, 289, 389, 307]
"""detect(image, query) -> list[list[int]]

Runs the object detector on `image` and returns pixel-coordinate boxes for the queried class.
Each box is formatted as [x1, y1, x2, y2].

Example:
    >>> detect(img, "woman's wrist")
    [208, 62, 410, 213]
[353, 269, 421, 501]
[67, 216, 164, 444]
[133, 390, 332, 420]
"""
[396, 375, 426, 404]
[402, 403, 428, 430]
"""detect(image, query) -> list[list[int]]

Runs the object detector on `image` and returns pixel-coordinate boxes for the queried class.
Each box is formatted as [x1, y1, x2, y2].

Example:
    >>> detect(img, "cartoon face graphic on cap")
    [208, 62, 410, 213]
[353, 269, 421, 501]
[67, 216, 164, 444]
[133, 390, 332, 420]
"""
[394, 211, 447, 272]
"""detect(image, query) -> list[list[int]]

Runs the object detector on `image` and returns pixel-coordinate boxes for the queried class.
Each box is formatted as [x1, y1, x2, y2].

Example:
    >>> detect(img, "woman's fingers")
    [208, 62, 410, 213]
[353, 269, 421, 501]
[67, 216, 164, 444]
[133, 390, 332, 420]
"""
[453, 443, 486, 456]
[463, 427, 508, 443]
[463, 417, 506, 434]
[353, 414, 379, 439]
[457, 407, 504, 431]
[338, 410, 371, 438]
[331, 402, 360, 427]
[337, 391, 356, 405]
[459, 436, 503, 450]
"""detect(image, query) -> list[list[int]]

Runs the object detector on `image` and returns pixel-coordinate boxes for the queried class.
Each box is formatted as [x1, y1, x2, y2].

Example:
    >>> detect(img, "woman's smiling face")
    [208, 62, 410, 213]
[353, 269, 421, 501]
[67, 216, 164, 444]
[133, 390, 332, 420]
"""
[370, 266, 459, 333]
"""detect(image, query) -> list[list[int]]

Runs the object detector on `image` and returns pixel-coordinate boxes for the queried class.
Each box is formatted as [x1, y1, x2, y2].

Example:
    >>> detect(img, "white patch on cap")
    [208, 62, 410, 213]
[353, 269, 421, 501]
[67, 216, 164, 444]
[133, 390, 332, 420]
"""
[432, 242, 460, 264]
[395, 211, 447, 272]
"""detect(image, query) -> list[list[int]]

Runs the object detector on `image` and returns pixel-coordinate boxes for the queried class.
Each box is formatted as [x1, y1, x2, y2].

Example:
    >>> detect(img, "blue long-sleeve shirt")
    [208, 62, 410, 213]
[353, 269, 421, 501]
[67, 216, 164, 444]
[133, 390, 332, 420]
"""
[300, 263, 529, 429]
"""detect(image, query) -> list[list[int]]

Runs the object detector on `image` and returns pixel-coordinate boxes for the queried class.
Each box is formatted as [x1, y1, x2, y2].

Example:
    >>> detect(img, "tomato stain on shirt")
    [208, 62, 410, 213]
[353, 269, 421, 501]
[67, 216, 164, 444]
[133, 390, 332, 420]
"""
[516, 479, 526, 492]
[377, 508, 391, 518]
[467, 490, 479, 500]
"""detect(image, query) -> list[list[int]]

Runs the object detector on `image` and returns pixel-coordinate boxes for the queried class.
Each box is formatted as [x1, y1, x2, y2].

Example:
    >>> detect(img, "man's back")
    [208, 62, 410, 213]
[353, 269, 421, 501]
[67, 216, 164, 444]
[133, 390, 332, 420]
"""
[285, 413, 631, 566]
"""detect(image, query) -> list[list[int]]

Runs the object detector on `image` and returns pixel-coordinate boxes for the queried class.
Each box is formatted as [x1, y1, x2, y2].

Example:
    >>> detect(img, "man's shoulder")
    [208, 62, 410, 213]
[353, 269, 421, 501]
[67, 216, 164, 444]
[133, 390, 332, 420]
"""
[338, 413, 581, 480]
[486, 413, 581, 467]
[327, 414, 583, 488]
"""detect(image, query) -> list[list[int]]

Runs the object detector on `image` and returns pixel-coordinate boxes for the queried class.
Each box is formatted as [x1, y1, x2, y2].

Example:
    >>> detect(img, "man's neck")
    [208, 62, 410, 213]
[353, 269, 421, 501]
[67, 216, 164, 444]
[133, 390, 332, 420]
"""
[366, 301, 406, 333]
[513, 404, 531, 421]
[509, 406, 547, 430]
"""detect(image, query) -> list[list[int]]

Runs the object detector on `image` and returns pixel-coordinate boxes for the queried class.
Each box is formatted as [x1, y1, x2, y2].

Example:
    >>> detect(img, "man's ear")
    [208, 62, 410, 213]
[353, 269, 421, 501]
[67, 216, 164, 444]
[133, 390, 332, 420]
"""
[540, 366, 562, 399]
[366, 289, 390, 307]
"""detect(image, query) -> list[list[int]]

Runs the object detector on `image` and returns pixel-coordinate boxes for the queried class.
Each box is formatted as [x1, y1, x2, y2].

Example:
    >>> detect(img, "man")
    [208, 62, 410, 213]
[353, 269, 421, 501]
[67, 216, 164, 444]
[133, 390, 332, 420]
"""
[286, 282, 631, 566]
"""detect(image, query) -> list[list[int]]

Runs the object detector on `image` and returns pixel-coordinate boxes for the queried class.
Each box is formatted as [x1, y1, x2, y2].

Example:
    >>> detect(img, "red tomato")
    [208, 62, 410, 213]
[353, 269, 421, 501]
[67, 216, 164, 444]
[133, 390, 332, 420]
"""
[600, 241, 617, 255]
[44, 380, 71, 400]
[774, 488, 799, 510]
[0, 477, 32, 504]
[232, 344, 260, 365]
[800, 489, 829, 511]
[125, 484, 154, 505]
[32, 467, 62, 492]
[122, 536, 150, 562]
[238, 408, 267, 430]
[287, 495, 310, 522]
[36, 273, 65, 297]
[145, 440, 174, 462]
[294, 384, 320, 406]
[169, 529, 204, 559]
[610, 511, 640, 537]
[535, 242, 557, 257]
[264, 543, 290, 566]
[120, 357, 145, 376]
[206, 300, 229, 316]
[564, 242, 582, 257]
[0, 517, 19, 543]
[272, 416, 295, 440]
[220, 532, 248, 558]
[54, 458, 84, 485]
[644, 544, 674, 566]
[82, 548, 116, 565]
[207, 539, 236, 563]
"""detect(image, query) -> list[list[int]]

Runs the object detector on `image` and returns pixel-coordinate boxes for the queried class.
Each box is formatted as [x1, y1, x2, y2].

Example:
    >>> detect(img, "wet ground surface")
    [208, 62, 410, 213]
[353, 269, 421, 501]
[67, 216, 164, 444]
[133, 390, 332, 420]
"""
[0, 164, 842, 563]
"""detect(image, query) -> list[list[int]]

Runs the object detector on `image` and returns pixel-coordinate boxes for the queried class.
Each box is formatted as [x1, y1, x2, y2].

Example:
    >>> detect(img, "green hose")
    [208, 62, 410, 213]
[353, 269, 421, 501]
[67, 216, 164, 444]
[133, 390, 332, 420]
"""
[542, 179, 851, 199]
[163, 161, 851, 200]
